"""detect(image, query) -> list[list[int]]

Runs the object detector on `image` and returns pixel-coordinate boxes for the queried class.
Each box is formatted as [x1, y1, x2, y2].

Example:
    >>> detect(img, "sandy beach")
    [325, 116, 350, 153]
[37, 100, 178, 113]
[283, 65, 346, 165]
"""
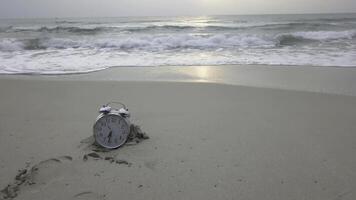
[0, 65, 356, 200]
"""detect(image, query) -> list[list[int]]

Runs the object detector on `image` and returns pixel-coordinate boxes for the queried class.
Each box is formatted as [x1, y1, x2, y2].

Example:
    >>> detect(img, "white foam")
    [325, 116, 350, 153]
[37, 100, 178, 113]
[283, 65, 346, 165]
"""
[288, 30, 356, 41]
[0, 34, 275, 52]
[1, 22, 356, 74]
[0, 39, 24, 51]
[1, 46, 355, 75]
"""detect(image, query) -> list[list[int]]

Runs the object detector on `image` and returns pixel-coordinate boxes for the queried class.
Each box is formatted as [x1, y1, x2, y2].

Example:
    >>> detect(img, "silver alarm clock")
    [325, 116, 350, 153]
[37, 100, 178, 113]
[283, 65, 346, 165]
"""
[93, 102, 131, 149]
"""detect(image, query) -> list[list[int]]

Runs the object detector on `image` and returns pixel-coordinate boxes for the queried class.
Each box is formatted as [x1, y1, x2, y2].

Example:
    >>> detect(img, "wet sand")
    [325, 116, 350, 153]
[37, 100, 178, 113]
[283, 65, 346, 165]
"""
[3, 65, 356, 96]
[0, 67, 356, 199]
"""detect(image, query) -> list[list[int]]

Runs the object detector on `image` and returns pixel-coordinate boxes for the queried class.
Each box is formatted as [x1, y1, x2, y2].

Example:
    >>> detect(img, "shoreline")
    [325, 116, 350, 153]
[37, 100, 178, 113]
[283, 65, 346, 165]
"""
[1, 64, 356, 96]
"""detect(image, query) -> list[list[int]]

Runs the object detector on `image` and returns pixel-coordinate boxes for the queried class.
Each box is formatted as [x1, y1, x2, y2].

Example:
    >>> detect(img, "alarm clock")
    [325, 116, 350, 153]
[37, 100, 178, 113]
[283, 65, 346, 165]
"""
[93, 102, 131, 149]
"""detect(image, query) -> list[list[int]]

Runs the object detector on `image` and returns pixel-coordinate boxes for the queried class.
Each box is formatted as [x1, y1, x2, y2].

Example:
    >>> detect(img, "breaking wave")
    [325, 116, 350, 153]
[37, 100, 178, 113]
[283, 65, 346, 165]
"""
[0, 38, 24, 51]
[0, 34, 276, 51]
[7, 26, 105, 34]
[315, 17, 356, 23]
[54, 20, 81, 24]
[1, 30, 355, 52]
[126, 25, 197, 32]
[277, 30, 356, 45]
[0, 31, 352, 51]
[0, 21, 347, 35]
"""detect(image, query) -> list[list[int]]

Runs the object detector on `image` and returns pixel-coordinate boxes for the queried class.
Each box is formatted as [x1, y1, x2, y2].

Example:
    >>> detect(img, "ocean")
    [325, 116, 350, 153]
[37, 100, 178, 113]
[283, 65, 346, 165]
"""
[0, 13, 355, 74]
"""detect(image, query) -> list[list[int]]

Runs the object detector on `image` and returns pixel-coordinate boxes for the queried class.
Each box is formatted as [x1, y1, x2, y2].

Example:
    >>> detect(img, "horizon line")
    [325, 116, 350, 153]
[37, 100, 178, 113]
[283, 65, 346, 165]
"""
[0, 11, 355, 20]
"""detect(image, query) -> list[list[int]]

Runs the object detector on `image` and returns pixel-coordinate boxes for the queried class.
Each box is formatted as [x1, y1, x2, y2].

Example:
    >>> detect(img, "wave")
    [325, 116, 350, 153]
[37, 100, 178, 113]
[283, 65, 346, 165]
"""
[130, 20, 352, 32]
[126, 25, 251, 32]
[9, 26, 105, 34]
[0, 38, 55, 51]
[125, 25, 196, 32]
[122, 22, 339, 32]
[1, 20, 351, 35]
[0, 34, 277, 51]
[315, 17, 356, 23]
[0, 26, 13, 33]
[0, 38, 24, 51]
[277, 30, 356, 45]
[256, 22, 340, 30]
[40, 26, 104, 34]
[55, 20, 80, 24]
[1, 30, 355, 52]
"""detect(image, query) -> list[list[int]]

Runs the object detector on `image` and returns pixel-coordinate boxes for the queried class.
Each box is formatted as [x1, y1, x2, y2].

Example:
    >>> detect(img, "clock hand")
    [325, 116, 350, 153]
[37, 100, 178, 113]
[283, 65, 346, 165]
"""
[108, 130, 112, 143]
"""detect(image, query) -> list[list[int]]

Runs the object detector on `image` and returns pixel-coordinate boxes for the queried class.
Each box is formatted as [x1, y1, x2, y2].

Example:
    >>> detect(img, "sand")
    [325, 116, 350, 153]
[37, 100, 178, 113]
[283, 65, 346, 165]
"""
[0, 66, 356, 200]
[3, 65, 356, 96]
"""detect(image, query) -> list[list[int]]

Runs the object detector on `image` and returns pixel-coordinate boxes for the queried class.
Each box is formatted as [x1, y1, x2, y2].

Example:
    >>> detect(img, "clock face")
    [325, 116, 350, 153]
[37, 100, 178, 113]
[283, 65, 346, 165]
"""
[93, 114, 130, 149]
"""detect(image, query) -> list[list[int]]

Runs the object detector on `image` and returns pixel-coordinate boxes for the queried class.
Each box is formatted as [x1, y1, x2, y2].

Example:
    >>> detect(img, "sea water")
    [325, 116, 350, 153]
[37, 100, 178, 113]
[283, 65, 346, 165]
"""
[0, 14, 355, 74]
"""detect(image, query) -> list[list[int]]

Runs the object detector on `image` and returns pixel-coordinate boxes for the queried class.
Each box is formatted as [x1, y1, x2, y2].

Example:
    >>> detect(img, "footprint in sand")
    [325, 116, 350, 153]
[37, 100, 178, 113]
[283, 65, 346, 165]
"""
[28, 156, 74, 187]
[73, 191, 105, 200]
[0, 156, 74, 199]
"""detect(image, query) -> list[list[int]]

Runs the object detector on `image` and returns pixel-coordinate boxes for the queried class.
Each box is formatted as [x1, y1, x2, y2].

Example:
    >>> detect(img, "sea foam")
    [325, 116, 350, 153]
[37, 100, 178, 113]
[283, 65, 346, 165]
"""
[0, 14, 356, 74]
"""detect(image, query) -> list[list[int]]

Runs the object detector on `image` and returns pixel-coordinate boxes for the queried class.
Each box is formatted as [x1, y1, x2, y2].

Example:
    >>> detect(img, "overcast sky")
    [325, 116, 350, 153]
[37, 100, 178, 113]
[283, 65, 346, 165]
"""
[0, 0, 355, 18]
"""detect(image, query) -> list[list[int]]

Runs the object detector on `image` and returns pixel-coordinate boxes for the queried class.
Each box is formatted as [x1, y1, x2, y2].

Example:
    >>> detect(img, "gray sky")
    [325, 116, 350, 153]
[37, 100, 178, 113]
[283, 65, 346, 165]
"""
[0, 0, 356, 18]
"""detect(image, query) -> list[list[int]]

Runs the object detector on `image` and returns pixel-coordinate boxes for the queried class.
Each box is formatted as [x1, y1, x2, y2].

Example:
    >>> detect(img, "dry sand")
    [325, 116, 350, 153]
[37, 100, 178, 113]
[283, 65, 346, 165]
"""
[0, 71, 356, 199]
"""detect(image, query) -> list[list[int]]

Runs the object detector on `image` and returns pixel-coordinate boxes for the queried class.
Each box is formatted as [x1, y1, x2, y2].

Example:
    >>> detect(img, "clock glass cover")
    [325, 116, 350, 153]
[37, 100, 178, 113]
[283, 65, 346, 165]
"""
[93, 114, 130, 149]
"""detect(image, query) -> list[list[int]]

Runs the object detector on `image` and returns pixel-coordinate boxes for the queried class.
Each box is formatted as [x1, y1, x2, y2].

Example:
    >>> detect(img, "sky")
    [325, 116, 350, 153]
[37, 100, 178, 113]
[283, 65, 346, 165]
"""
[0, 0, 355, 18]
